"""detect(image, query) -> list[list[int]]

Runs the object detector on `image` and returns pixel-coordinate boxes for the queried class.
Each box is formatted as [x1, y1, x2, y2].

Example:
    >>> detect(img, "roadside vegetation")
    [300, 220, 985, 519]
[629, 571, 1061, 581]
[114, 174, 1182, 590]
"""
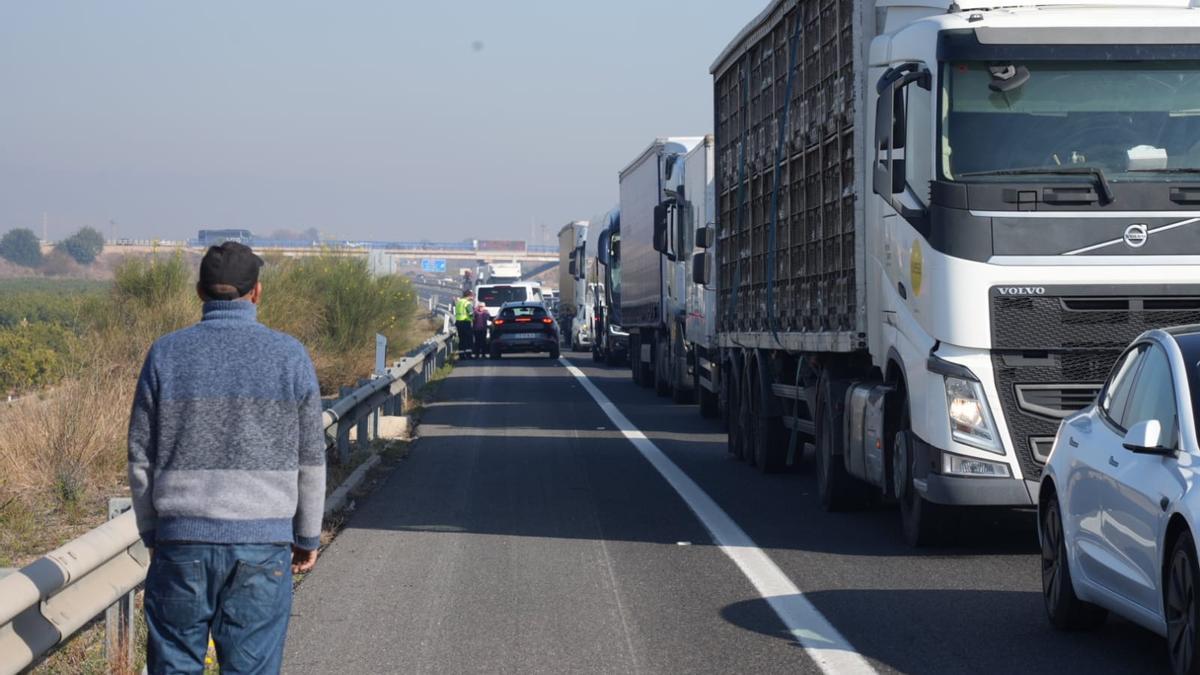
[0, 251, 424, 566]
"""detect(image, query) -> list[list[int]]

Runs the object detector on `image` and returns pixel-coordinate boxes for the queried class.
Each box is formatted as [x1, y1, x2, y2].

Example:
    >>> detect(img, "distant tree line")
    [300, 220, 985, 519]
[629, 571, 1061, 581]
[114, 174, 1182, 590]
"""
[0, 226, 107, 270]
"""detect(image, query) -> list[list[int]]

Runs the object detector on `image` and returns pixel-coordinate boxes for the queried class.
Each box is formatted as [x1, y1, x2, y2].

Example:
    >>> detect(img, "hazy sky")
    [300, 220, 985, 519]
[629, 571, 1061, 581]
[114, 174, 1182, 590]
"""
[0, 2, 764, 243]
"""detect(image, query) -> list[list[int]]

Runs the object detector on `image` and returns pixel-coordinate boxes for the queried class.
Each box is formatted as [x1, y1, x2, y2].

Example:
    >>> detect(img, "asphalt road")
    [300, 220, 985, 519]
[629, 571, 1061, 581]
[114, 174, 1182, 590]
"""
[285, 353, 1168, 674]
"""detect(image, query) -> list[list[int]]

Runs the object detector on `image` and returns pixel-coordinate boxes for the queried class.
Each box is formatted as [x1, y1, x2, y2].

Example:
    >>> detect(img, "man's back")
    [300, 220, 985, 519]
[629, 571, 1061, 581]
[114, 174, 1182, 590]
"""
[128, 300, 326, 550]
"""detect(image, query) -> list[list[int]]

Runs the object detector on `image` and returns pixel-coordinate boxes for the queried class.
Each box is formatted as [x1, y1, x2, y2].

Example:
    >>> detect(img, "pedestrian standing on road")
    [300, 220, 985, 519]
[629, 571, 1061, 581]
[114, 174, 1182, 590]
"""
[454, 290, 475, 359]
[473, 302, 491, 357]
[128, 241, 326, 675]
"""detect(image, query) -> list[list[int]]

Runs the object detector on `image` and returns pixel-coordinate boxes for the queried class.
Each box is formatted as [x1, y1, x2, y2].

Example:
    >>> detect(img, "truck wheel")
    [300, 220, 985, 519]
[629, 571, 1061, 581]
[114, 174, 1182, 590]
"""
[726, 360, 744, 459]
[638, 336, 654, 388]
[895, 405, 953, 547]
[751, 367, 787, 473]
[630, 335, 642, 385]
[605, 346, 622, 367]
[655, 335, 671, 397]
[671, 335, 693, 404]
[739, 367, 757, 467]
[1041, 495, 1107, 631]
[815, 376, 859, 511]
[696, 367, 719, 419]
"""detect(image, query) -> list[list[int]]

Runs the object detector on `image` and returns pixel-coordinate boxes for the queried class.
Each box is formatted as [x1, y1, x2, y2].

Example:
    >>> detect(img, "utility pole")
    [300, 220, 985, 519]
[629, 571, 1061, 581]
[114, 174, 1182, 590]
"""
[42, 212, 47, 242]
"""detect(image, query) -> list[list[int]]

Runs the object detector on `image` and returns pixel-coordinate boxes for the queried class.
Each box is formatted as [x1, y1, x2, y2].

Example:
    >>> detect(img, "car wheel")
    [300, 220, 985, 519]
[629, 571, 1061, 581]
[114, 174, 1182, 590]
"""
[549, 346, 560, 360]
[490, 345, 501, 360]
[1042, 495, 1107, 631]
[1168, 530, 1200, 674]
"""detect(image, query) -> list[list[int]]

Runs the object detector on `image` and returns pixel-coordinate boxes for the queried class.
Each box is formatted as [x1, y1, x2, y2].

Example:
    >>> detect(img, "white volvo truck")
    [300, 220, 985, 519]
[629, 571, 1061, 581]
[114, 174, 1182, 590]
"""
[705, 0, 1200, 545]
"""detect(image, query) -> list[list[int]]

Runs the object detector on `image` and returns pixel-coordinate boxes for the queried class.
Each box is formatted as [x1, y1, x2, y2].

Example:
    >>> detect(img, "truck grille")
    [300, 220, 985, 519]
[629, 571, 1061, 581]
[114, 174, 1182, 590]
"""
[990, 287, 1200, 479]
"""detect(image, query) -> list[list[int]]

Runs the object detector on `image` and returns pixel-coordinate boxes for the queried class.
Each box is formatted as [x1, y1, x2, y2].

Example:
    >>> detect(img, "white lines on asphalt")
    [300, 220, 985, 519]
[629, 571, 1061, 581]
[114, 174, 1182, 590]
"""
[559, 358, 876, 675]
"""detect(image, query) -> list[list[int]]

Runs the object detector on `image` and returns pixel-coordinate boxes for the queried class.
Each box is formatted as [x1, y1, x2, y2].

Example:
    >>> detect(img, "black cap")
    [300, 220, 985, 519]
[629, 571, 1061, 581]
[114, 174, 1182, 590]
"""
[199, 242, 264, 300]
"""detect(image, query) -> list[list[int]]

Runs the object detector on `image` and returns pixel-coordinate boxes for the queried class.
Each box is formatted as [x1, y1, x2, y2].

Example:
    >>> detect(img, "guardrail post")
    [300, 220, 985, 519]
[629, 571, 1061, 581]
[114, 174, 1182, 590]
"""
[336, 385, 353, 464]
[105, 498, 136, 673]
[356, 379, 371, 445]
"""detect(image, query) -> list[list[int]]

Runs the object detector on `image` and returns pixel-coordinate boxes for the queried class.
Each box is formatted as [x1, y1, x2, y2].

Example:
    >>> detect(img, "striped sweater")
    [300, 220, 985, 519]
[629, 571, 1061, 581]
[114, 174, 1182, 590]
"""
[127, 301, 326, 550]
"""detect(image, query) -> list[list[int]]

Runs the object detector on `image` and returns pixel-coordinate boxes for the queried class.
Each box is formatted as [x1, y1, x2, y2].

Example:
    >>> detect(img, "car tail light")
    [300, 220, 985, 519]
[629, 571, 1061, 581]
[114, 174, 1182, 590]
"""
[493, 319, 505, 326]
[541, 317, 553, 324]
[516, 317, 532, 323]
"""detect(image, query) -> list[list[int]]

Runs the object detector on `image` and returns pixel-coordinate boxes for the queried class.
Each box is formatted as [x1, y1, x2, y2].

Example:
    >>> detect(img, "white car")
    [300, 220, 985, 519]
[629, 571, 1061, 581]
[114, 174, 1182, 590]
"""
[1039, 327, 1200, 674]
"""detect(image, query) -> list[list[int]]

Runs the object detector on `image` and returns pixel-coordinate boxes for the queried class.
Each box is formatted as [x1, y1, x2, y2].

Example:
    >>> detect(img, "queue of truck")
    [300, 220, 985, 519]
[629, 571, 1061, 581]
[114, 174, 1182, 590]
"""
[551, 0, 1200, 669]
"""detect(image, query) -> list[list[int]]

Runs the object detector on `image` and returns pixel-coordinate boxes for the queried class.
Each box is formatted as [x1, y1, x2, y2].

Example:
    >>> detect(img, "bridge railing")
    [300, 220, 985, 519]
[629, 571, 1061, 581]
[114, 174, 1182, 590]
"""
[0, 311, 456, 675]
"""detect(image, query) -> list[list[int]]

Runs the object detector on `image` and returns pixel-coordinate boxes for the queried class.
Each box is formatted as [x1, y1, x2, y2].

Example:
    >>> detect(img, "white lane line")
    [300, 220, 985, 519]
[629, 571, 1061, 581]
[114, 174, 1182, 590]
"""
[559, 358, 876, 675]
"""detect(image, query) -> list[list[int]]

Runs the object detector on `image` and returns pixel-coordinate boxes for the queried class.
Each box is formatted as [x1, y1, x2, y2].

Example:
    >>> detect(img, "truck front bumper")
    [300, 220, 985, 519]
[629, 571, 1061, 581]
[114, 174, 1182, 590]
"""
[912, 432, 1036, 507]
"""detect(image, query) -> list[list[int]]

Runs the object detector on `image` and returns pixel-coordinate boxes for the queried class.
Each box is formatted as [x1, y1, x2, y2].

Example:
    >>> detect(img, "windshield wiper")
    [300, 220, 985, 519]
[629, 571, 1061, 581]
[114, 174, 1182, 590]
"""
[958, 166, 1114, 204]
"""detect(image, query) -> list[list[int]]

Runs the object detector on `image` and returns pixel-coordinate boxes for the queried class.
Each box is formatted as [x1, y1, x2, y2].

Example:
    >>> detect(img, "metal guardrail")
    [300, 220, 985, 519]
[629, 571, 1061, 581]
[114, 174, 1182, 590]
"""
[0, 311, 456, 675]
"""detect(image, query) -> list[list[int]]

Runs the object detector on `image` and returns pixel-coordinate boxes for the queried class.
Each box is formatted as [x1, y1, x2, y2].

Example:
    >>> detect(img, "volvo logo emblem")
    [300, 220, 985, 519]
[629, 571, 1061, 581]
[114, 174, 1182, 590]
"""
[997, 287, 1046, 296]
[1124, 224, 1149, 248]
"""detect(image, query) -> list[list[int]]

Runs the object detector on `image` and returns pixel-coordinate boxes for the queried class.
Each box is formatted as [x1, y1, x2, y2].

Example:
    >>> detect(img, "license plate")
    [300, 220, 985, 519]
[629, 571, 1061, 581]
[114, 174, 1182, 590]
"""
[511, 332, 541, 339]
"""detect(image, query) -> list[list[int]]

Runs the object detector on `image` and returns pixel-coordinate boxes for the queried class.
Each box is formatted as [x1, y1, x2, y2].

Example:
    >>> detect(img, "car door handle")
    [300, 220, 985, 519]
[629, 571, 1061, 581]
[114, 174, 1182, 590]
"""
[1109, 455, 1120, 468]
[1068, 437, 1079, 448]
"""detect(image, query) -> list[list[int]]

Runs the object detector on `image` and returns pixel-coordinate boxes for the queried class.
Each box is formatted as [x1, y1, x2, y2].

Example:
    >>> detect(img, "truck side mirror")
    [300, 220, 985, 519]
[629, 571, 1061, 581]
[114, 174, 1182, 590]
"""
[653, 203, 669, 254]
[692, 251, 709, 286]
[873, 63, 931, 223]
[568, 259, 577, 276]
[696, 225, 715, 249]
[597, 231, 611, 266]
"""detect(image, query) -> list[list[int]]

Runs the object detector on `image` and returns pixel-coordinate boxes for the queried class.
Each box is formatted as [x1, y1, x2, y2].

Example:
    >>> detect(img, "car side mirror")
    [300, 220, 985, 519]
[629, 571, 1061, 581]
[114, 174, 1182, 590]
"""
[696, 225, 715, 249]
[1122, 420, 1173, 455]
[692, 251, 709, 285]
[653, 203, 669, 254]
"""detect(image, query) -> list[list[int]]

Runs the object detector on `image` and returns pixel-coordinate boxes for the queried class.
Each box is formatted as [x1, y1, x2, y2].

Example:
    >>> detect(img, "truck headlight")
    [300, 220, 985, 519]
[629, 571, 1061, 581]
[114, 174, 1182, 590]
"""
[944, 376, 1002, 454]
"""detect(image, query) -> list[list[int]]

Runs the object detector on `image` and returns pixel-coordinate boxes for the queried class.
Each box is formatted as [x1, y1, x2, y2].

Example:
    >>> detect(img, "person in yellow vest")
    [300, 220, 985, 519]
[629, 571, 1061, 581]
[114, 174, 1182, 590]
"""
[454, 290, 475, 358]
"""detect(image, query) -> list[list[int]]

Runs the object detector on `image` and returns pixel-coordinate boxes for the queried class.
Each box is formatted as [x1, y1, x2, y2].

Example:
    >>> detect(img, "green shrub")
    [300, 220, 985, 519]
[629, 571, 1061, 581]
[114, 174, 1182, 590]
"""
[259, 253, 417, 392]
[0, 323, 76, 394]
[56, 227, 106, 265]
[0, 228, 43, 268]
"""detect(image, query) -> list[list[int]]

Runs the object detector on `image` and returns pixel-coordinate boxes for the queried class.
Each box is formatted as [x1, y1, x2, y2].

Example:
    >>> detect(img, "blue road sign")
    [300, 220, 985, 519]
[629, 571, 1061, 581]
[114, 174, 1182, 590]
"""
[421, 259, 433, 271]
[433, 259, 446, 273]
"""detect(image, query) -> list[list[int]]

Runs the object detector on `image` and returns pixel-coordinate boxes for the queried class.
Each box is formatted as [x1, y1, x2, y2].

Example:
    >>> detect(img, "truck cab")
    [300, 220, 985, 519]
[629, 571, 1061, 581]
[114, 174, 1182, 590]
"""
[865, 0, 1200, 539]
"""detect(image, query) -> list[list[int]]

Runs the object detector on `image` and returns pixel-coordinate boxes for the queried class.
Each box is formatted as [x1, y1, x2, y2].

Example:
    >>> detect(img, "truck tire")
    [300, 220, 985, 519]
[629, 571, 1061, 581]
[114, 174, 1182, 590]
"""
[726, 359, 745, 459]
[630, 335, 642, 385]
[638, 336, 654, 388]
[895, 404, 954, 547]
[671, 335, 693, 404]
[696, 367, 719, 418]
[751, 364, 787, 473]
[655, 335, 671, 397]
[815, 375, 861, 511]
[606, 346, 622, 367]
[739, 366, 757, 467]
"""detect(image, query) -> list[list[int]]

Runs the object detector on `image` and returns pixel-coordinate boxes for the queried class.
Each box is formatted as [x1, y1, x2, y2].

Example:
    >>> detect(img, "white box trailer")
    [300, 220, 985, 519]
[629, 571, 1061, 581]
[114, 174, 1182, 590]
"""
[557, 221, 589, 349]
[708, 0, 1200, 545]
[618, 137, 704, 394]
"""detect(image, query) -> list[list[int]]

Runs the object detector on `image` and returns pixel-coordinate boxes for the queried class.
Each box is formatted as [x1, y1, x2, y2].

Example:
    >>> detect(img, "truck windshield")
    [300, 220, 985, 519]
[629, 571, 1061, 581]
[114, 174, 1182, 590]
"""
[941, 61, 1200, 182]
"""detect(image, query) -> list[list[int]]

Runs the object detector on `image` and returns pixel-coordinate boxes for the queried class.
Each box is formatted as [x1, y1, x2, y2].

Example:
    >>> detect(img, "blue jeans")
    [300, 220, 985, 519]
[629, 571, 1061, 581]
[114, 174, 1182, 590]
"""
[145, 542, 292, 675]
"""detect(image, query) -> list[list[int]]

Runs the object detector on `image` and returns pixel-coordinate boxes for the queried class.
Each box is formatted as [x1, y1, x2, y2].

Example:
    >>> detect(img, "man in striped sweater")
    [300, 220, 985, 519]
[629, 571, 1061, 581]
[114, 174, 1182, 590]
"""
[128, 242, 326, 674]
